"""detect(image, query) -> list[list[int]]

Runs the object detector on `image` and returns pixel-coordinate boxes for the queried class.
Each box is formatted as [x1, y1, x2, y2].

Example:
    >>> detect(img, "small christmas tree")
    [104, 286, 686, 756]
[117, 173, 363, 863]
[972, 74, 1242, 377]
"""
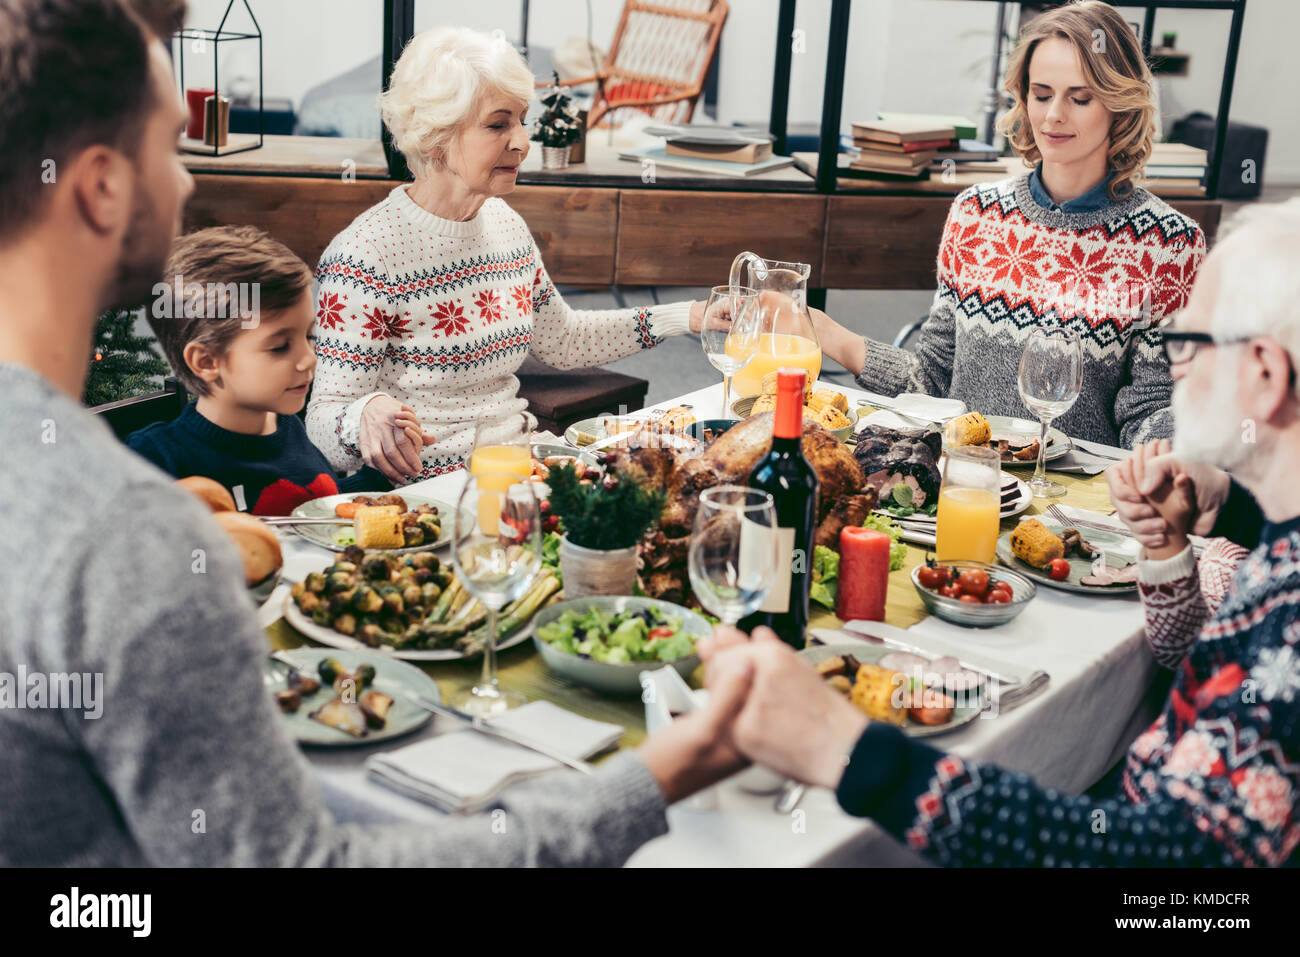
[83, 308, 172, 407]
[531, 73, 583, 148]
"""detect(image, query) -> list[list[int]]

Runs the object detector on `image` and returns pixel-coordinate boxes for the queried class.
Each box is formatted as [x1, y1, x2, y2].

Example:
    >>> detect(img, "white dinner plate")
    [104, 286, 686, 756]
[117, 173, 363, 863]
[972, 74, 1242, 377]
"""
[282, 592, 536, 662]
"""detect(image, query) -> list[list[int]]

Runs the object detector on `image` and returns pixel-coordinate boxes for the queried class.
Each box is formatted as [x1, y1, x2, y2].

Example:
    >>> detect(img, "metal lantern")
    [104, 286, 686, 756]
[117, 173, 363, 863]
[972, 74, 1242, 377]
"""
[174, 0, 263, 156]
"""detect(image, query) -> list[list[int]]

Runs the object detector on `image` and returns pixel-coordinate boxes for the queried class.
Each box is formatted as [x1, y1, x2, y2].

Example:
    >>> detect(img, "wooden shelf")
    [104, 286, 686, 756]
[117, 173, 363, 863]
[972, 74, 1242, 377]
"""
[181, 134, 389, 179]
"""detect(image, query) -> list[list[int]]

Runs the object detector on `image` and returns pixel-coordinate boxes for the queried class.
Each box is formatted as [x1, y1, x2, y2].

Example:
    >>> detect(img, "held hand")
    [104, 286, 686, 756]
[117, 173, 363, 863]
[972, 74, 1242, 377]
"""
[1131, 440, 1195, 539]
[1138, 452, 1231, 539]
[637, 649, 754, 804]
[360, 395, 435, 485]
[1106, 443, 1175, 549]
[700, 627, 868, 790]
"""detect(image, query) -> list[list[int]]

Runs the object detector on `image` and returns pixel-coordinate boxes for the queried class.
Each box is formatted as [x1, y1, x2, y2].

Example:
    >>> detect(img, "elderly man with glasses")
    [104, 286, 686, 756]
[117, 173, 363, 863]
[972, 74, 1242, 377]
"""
[691, 199, 1300, 867]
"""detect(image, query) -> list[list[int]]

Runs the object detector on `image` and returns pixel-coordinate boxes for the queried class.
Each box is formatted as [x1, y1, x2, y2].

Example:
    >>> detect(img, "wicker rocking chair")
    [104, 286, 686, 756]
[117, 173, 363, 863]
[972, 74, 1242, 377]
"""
[548, 0, 728, 129]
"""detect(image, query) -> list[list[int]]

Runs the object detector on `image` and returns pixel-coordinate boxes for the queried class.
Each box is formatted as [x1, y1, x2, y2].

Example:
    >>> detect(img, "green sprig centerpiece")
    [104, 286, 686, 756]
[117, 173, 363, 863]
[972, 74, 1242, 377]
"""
[546, 463, 665, 551]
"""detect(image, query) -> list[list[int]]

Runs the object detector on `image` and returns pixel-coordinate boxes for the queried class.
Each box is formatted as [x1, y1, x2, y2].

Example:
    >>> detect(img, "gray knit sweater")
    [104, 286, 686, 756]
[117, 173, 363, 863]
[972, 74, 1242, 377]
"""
[855, 173, 1206, 448]
[0, 363, 667, 866]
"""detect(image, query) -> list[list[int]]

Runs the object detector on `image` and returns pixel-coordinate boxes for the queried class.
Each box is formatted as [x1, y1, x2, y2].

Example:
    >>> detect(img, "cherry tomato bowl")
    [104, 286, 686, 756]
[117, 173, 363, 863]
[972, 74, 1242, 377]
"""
[910, 560, 1036, 629]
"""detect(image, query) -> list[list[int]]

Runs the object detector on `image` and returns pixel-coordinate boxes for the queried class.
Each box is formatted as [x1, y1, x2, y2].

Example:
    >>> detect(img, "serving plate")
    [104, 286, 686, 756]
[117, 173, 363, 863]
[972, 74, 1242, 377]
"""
[288, 493, 472, 555]
[264, 647, 440, 747]
[283, 592, 537, 662]
[981, 415, 1071, 467]
[798, 643, 982, 738]
[995, 522, 1140, 595]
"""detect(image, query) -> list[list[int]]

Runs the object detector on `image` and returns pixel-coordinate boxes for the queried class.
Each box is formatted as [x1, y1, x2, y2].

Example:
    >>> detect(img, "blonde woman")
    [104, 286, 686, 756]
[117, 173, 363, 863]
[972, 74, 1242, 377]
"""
[812, 0, 1206, 448]
[305, 27, 705, 484]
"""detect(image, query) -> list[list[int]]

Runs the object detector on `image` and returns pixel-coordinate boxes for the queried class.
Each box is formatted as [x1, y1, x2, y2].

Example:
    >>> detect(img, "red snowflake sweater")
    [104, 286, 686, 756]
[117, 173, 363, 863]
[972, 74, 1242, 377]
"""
[856, 173, 1206, 448]
[305, 186, 692, 478]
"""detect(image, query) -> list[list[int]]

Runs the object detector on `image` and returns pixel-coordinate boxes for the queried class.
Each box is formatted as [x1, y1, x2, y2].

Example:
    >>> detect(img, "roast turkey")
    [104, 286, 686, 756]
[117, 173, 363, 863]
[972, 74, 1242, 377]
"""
[605, 413, 875, 603]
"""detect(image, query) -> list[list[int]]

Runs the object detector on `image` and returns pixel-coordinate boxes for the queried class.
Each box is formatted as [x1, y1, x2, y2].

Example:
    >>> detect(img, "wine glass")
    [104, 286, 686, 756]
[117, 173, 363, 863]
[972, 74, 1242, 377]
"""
[699, 284, 761, 419]
[451, 472, 543, 715]
[1017, 327, 1083, 498]
[687, 486, 779, 627]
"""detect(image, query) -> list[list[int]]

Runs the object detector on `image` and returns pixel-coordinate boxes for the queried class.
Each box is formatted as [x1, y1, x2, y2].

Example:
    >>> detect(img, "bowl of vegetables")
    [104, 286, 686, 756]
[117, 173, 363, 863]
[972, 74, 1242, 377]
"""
[533, 596, 709, 696]
[911, 559, 1035, 628]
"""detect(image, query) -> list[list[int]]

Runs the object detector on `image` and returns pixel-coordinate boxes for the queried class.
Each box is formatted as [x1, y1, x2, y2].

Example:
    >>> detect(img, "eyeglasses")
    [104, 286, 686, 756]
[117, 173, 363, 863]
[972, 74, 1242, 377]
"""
[1161, 330, 1249, 365]
[1162, 330, 1298, 388]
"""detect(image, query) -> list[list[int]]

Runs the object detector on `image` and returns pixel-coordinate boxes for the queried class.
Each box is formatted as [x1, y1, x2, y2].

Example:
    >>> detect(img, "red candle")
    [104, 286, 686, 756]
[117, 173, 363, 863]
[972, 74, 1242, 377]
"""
[836, 526, 890, 622]
[185, 87, 215, 140]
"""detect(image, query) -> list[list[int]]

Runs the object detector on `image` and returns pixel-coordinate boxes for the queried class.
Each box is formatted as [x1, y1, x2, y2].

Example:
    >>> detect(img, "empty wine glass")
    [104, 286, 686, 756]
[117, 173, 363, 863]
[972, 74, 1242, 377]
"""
[451, 472, 543, 715]
[688, 486, 778, 627]
[700, 284, 761, 419]
[1017, 327, 1083, 498]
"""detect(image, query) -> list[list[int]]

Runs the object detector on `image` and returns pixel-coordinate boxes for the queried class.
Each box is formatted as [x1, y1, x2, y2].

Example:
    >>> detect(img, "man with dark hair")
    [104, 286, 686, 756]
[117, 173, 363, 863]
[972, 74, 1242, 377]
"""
[0, 0, 749, 866]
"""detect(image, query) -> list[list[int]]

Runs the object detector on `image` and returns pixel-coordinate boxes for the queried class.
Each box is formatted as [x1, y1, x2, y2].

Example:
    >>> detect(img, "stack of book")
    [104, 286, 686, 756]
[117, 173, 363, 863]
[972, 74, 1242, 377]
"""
[844, 118, 957, 180]
[1143, 142, 1207, 196]
[621, 124, 794, 178]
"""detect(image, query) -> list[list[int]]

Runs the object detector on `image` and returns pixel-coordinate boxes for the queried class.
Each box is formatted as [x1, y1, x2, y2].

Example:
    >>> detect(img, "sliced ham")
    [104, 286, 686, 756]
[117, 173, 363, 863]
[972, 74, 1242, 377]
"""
[1081, 562, 1140, 586]
[879, 652, 929, 674]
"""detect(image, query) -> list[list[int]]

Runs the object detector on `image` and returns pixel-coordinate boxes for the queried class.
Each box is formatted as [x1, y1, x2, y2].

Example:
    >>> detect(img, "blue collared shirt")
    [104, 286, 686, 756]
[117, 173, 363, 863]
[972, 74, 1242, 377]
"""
[1028, 165, 1117, 213]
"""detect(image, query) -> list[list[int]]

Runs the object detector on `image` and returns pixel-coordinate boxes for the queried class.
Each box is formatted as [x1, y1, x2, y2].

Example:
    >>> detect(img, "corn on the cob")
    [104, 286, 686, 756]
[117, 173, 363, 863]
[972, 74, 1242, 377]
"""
[811, 405, 850, 429]
[354, 505, 404, 549]
[944, 411, 992, 447]
[808, 388, 849, 414]
[1009, 517, 1065, 568]
[849, 663, 907, 725]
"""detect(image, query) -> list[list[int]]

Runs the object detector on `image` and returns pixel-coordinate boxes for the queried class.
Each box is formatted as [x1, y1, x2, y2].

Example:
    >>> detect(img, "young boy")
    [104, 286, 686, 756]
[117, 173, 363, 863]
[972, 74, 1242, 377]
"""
[129, 225, 393, 513]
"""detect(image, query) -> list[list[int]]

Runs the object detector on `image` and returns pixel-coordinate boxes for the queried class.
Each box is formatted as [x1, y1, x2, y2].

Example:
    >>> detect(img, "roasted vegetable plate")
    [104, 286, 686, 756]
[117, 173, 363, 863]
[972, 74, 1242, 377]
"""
[284, 545, 560, 661]
[263, 648, 440, 746]
[798, 643, 982, 738]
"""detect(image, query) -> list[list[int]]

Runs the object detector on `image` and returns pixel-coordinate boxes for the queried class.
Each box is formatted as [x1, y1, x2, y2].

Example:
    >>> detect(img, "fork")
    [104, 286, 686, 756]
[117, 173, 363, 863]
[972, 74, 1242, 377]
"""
[1046, 503, 1126, 535]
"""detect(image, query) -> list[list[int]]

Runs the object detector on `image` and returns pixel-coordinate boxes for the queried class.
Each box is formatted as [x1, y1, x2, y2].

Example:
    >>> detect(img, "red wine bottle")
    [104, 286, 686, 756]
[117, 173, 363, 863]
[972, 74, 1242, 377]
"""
[740, 368, 819, 649]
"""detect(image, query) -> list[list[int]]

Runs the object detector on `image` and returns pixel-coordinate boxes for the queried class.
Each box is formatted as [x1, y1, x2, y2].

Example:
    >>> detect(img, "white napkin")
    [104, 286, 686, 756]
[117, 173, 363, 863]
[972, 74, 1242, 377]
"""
[365, 701, 623, 814]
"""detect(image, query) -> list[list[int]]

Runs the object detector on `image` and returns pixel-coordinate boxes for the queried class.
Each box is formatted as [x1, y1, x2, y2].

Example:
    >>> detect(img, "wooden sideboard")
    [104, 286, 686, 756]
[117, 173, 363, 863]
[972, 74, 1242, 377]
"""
[183, 136, 1222, 291]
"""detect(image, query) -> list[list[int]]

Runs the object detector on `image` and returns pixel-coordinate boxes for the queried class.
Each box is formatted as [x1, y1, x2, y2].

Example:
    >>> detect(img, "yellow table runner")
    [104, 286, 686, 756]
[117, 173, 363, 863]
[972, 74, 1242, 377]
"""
[266, 465, 1118, 751]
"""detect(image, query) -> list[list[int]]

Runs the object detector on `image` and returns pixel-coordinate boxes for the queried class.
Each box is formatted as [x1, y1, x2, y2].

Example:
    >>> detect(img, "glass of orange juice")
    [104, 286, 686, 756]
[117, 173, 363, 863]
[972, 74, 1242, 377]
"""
[468, 413, 532, 536]
[935, 445, 1002, 564]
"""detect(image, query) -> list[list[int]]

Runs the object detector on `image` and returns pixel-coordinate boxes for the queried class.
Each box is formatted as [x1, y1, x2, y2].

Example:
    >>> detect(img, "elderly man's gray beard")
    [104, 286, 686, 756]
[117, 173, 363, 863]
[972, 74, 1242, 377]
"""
[1171, 356, 1255, 477]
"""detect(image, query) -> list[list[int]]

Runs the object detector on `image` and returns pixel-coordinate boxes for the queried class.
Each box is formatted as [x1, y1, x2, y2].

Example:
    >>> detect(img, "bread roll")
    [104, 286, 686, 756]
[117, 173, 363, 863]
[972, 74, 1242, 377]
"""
[175, 475, 236, 513]
[213, 510, 283, 585]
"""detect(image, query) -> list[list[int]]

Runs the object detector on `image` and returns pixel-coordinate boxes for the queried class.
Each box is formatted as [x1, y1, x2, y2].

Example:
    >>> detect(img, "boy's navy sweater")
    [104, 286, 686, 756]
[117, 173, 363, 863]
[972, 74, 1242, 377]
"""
[127, 402, 389, 515]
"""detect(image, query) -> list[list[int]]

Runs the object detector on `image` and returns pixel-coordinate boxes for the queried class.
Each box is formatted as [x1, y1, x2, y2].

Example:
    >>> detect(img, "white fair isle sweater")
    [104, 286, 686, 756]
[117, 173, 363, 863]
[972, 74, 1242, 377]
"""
[305, 185, 692, 478]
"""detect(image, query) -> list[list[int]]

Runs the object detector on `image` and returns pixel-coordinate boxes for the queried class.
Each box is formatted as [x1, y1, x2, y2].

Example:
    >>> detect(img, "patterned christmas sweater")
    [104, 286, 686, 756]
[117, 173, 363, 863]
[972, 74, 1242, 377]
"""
[304, 185, 692, 478]
[855, 171, 1206, 448]
[836, 515, 1300, 866]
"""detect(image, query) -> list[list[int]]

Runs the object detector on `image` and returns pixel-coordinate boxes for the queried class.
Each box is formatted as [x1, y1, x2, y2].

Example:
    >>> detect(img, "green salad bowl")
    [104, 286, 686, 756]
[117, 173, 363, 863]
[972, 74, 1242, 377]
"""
[531, 596, 709, 697]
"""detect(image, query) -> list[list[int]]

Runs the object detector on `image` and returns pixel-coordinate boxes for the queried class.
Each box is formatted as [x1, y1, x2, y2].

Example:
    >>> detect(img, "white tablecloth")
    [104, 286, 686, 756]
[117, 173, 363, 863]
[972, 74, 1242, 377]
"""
[261, 382, 1156, 867]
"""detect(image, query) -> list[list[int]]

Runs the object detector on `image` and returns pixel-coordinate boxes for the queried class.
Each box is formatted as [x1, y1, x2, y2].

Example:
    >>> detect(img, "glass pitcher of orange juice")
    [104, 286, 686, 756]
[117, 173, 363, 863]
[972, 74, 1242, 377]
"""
[727, 252, 821, 399]
[935, 445, 1002, 564]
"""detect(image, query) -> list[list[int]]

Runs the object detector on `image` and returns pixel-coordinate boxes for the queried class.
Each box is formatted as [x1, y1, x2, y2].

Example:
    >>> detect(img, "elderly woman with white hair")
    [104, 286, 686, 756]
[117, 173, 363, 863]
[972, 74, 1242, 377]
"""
[306, 26, 705, 483]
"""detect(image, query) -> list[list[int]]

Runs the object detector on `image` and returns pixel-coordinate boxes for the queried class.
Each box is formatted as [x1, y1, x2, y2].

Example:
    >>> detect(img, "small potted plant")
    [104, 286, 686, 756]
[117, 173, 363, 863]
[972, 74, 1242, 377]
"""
[532, 72, 584, 170]
[546, 463, 665, 597]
